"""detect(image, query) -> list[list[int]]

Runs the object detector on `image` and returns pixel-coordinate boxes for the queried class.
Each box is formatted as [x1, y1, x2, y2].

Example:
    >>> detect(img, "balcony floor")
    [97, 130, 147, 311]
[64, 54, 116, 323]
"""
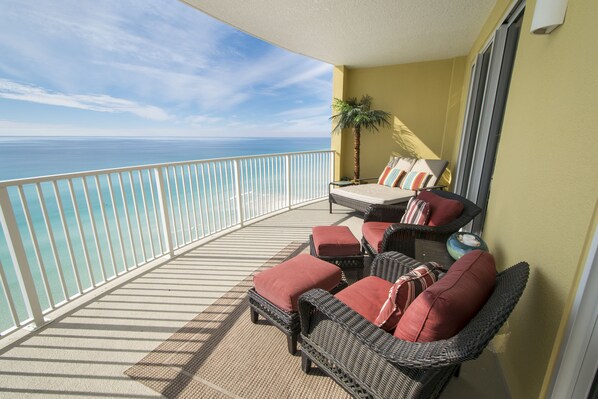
[0, 201, 510, 398]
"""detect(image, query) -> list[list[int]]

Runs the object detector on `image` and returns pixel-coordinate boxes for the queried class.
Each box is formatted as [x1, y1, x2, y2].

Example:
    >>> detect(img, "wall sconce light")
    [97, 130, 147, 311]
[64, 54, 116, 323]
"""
[530, 0, 568, 34]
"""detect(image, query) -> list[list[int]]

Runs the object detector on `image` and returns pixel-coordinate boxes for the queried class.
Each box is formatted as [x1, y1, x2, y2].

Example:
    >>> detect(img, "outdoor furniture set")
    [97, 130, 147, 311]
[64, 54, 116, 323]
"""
[246, 157, 529, 398]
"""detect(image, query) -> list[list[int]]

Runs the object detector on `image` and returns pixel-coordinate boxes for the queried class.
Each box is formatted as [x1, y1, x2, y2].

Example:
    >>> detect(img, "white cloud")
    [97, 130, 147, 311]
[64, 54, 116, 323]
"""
[0, 79, 171, 121]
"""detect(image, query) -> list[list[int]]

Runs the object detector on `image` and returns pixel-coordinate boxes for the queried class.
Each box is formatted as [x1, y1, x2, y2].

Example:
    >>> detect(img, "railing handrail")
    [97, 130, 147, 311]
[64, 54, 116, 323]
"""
[0, 150, 334, 188]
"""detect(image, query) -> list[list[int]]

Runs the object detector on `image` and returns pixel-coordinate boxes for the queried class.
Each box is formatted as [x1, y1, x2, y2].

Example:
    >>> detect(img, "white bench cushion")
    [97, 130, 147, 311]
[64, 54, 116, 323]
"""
[331, 184, 414, 205]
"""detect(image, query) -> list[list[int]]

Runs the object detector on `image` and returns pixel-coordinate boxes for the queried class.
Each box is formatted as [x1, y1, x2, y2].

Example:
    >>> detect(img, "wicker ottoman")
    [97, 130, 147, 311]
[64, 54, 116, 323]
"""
[310, 225, 365, 280]
[248, 253, 347, 355]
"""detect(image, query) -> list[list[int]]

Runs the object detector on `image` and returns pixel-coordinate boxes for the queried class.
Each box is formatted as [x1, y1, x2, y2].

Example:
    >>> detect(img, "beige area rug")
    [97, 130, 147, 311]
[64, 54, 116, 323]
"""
[125, 242, 350, 399]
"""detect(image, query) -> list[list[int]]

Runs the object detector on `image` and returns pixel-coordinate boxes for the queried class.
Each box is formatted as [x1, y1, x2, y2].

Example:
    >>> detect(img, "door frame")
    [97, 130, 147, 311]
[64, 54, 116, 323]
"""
[547, 224, 598, 399]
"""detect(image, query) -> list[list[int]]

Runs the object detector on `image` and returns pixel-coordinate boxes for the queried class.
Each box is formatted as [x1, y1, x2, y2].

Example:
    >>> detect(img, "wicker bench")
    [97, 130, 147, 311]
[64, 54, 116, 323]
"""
[248, 253, 347, 355]
[309, 226, 365, 280]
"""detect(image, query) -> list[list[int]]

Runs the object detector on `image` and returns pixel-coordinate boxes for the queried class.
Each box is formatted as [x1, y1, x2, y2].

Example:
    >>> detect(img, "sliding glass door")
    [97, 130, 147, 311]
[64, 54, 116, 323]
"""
[454, 7, 523, 233]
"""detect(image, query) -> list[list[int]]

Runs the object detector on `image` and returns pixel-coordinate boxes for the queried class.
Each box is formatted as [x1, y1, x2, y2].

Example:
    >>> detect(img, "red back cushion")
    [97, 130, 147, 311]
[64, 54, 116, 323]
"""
[417, 191, 464, 226]
[374, 263, 444, 331]
[335, 276, 393, 324]
[394, 250, 496, 342]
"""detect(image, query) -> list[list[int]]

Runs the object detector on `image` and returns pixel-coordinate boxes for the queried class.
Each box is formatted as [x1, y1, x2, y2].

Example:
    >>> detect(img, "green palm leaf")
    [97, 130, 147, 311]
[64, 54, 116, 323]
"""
[329, 95, 391, 180]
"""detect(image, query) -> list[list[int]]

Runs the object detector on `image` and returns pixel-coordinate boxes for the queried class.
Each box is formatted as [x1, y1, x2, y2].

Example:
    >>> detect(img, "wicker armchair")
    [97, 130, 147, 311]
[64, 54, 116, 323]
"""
[299, 252, 530, 399]
[362, 190, 481, 259]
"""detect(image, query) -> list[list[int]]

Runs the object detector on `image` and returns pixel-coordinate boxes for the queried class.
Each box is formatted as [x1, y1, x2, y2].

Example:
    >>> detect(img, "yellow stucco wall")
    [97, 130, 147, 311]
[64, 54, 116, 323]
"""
[331, 0, 598, 397]
[456, 0, 598, 397]
[332, 58, 466, 184]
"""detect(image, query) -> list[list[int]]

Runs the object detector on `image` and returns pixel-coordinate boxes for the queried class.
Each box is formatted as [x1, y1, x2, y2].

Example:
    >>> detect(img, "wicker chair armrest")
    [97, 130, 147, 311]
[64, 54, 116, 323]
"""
[364, 204, 408, 223]
[415, 185, 447, 193]
[370, 251, 424, 282]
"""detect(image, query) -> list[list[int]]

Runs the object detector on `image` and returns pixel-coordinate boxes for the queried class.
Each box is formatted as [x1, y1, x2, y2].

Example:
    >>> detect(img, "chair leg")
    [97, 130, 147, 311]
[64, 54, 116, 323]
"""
[287, 334, 297, 355]
[250, 307, 259, 323]
[454, 365, 461, 378]
[329, 200, 332, 213]
[301, 352, 312, 373]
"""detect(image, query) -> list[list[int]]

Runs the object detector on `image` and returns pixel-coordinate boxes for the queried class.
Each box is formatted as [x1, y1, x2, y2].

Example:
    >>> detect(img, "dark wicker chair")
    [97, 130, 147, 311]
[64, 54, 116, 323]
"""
[362, 190, 482, 259]
[299, 252, 530, 399]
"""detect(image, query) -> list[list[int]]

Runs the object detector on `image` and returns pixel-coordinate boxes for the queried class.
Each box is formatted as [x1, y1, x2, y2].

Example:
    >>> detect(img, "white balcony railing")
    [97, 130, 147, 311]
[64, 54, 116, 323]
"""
[0, 150, 334, 337]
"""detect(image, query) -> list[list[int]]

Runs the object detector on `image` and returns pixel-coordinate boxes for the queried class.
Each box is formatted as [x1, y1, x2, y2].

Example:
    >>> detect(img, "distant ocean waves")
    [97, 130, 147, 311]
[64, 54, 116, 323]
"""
[0, 136, 330, 181]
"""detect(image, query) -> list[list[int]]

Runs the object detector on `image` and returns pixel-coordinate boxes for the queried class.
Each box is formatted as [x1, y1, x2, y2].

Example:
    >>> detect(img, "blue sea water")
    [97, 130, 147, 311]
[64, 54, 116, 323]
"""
[0, 136, 331, 181]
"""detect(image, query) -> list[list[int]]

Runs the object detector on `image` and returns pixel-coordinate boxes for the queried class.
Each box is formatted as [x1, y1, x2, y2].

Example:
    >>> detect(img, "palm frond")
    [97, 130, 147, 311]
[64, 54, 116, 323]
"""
[330, 95, 391, 133]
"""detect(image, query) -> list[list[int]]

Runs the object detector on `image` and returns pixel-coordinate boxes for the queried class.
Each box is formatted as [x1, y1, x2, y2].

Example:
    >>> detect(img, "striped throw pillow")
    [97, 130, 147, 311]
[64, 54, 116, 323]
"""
[400, 197, 430, 225]
[374, 262, 444, 331]
[378, 167, 407, 187]
[399, 171, 431, 190]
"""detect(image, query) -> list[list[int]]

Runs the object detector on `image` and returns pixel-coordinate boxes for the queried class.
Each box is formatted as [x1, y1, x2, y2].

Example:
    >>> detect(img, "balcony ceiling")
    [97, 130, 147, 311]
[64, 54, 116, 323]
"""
[182, 0, 497, 67]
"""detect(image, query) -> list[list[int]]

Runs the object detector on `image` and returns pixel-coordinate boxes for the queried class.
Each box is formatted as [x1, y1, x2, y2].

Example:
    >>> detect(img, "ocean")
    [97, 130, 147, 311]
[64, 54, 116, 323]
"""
[0, 136, 331, 333]
[0, 136, 330, 181]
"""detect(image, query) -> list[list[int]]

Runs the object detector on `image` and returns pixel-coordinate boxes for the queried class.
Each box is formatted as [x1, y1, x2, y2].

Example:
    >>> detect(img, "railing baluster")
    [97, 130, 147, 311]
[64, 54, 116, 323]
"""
[138, 170, 156, 260]
[0, 186, 45, 327]
[194, 164, 206, 238]
[217, 162, 228, 228]
[286, 155, 291, 209]
[201, 163, 214, 234]
[17, 185, 54, 308]
[81, 178, 106, 284]
[0, 259, 21, 329]
[106, 175, 128, 272]
[164, 167, 179, 249]
[233, 160, 244, 226]
[52, 181, 82, 294]
[179, 165, 191, 242]
[117, 173, 138, 267]
[224, 161, 233, 227]
[207, 162, 219, 232]
[187, 165, 198, 240]
[172, 167, 187, 245]
[36, 183, 68, 301]
[153, 167, 174, 258]
[94, 176, 117, 279]
[147, 169, 164, 254]
[128, 171, 147, 262]
[67, 178, 95, 287]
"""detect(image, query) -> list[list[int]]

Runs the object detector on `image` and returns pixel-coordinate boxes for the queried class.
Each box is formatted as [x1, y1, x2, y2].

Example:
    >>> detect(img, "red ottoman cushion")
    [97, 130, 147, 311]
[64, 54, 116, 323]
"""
[253, 254, 342, 312]
[312, 226, 361, 256]
[417, 191, 464, 226]
[362, 222, 393, 253]
[335, 276, 393, 324]
[394, 250, 496, 342]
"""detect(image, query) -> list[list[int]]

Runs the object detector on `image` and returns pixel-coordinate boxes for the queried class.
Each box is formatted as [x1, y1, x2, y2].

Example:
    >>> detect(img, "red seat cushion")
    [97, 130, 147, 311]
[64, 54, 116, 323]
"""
[394, 250, 496, 342]
[417, 191, 465, 227]
[253, 254, 342, 312]
[312, 226, 361, 256]
[335, 276, 393, 324]
[362, 222, 393, 253]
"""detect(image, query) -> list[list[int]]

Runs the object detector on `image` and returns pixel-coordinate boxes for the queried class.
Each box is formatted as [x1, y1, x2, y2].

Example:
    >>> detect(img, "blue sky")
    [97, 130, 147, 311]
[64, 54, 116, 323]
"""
[0, 0, 333, 137]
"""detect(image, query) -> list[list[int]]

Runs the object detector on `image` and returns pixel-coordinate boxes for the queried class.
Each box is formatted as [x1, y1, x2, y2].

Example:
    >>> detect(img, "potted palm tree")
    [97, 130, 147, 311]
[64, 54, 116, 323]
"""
[330, 95, 391, 182]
